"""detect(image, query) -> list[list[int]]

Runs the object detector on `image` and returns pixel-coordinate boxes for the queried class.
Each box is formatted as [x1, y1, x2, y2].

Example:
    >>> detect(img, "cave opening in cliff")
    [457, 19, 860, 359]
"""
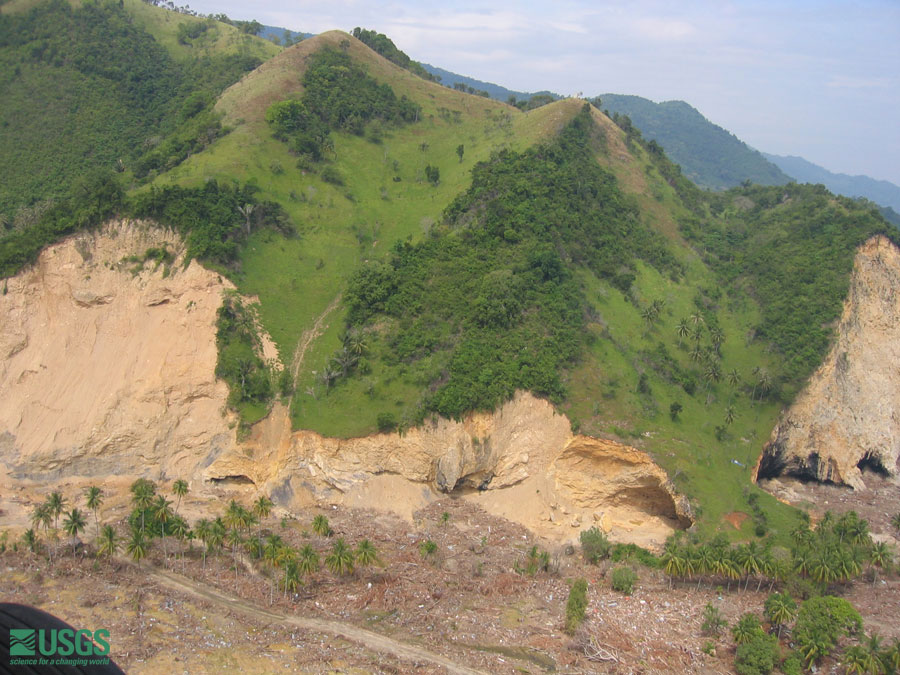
[857, 452, 889, 477]
[209, 474, 256, 486]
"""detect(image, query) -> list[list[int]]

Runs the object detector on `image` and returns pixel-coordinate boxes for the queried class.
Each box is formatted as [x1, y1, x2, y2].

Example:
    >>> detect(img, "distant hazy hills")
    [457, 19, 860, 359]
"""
[763, 153, 900, 215]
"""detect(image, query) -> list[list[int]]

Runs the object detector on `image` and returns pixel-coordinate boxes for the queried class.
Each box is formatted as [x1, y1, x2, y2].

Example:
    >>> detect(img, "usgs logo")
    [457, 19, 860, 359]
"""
[9, 628, 110, 657]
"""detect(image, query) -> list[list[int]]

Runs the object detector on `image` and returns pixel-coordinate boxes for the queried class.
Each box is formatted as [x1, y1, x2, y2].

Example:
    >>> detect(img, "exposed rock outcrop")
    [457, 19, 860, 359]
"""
[207, 394, 691, 547]
[0, 222, 236, 482]
[755, 235, 900, 489]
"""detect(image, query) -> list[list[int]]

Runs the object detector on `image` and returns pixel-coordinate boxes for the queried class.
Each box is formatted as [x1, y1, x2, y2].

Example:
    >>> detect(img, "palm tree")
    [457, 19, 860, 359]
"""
[62, 508, 87, 556]
[32, 503, 54, 564]
[710, 326, 725, 354]
[170, 519, 189, 572]
[344, 327, 368, 357]
[869, 542, 892, 585]
[724, 405, 736, 426]
[676, 319, 689, 346]
[689, 312, 705, 327]
[726, 368, 741, 389]
[690, 324, 704, 343]
[312, 514, 333, 537]
[253, 495, 274, 548]
[731, 613, 762, 645]
[237, 203, 256, 238]
[282, 560, 302, 600]
[22, 529, 39, 554]
[84, 486, 103, 538]
[130, 479, 156, 534]
[195, 518, 211, 568]
[660, 542, 684, 589]
[127, 528, 149, 568]
[297, 544, 320, 579]
[97, 525, 118, 565]
[891, 513, 900, 534]
[172, 479, 188, 515]
[689, 344, 704, 363]
[764, 592, 797, 638]
[843, 645, 870, 675]
[325, 538, 355, 576]
[355, 539, 380, 570]
[46, 492, 67, 531]
[263, 534, 285, 604]
[225, 527, 244, 586]
[153, 495, 173, 566]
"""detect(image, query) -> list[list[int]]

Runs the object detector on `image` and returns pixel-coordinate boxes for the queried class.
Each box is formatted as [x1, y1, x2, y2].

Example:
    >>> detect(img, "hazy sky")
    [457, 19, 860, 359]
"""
[187, 0, 900, 185]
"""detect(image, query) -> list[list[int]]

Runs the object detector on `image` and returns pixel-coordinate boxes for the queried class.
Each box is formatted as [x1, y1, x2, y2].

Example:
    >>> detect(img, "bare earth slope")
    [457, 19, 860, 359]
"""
[755, 235, 900, 489]
[0, 222, 236, 483]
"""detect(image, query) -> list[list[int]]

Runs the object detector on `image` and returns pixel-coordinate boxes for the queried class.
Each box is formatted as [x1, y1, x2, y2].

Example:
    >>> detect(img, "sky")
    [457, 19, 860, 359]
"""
[186, 0, 900, 185]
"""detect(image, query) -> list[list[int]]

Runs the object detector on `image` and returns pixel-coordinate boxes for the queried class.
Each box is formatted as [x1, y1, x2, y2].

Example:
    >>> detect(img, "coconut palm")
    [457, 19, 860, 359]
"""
[195, 518, 211, 568]
[325, 538, 355, 576]
[170, 518, 189, 571]
[725, 405, 736, 426]
[764, 592, 797, 638]
[97, 525, 117, 564]
[22, 529, 39, 554]
[312, 514, 333, 537]
[172, 479, 188, 515]
[355, 539, 380, 570]
[130, 479, 156, 534]
[225, 527, 245, 586]
[153, 495, 173, 566]
[843, 645, 871, 675]
[297, 544, 320, 578]
[62, 508, 87, 556]
[84, 486, 103, 538]
[263, 534, 285, 604]
[726, 368, 741, 389]
[690, 312, 705, 327]
[46, 492, 67, 531]
[253, 495, 274, 546]
[710, 326, 725, 354]
[731, 613, 762, 645]
[676, 319, 689, 346]
[869, 542, 892, 585]
[127, 528, 148, 567]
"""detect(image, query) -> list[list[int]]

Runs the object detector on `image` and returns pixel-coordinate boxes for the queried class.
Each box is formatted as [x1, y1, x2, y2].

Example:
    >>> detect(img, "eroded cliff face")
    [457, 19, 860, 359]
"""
[206, 394, 691, 547]
[755, 235, 900, 489]
[0, 222, 236, 482]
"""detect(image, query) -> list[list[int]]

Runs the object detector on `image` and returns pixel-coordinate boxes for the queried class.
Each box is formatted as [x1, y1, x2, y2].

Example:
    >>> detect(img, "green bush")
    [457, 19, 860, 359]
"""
[701, 603, 727, 636]
[376, 412, 397, 433]
[792, 596, 862, 667]
[734, 630, 778, 675]
[565, 578, 588, 634]
[580, 527, 611, 564]
[610, 566, 637, 595]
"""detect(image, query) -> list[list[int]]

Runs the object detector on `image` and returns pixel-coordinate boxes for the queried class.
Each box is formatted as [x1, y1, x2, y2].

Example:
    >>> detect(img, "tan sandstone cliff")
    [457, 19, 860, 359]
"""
[0, 222, 236, 482]
[755, 235, 900, 489]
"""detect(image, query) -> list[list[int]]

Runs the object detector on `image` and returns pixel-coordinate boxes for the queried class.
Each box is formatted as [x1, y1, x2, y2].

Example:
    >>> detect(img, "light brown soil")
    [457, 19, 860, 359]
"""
[3, 496, 898, 674]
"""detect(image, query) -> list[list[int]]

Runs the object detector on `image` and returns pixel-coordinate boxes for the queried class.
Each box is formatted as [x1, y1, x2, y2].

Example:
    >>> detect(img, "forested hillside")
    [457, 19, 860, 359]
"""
[598, 94, 791, 190]
[0, 0, 277, 226]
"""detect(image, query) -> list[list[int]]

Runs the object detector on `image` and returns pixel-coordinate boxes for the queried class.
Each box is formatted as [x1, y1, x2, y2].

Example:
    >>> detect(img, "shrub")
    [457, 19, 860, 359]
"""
[732, 613, 763, 645]
[376, 412, 397, 433]
[565, 578, 588, 634]
[701, 603, 727, 636]
[734, 630, 778, 675]
[793, 596, 862, 667]
[610, 566, 637, 595]
[580, 527, 611, 564]
[320, 166, 344, 186]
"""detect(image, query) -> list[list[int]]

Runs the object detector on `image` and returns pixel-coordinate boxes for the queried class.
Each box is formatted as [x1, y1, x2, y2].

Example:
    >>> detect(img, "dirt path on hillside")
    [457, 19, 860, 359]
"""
[149, 567, 486, 675]
[289, 294, 342, 388]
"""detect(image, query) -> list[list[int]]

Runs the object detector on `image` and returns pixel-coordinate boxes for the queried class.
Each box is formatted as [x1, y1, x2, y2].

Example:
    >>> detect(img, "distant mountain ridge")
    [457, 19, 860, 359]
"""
[597, 94, 791, 191]
[763, 153, 900, 214]
[420, 63, 558, 103]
